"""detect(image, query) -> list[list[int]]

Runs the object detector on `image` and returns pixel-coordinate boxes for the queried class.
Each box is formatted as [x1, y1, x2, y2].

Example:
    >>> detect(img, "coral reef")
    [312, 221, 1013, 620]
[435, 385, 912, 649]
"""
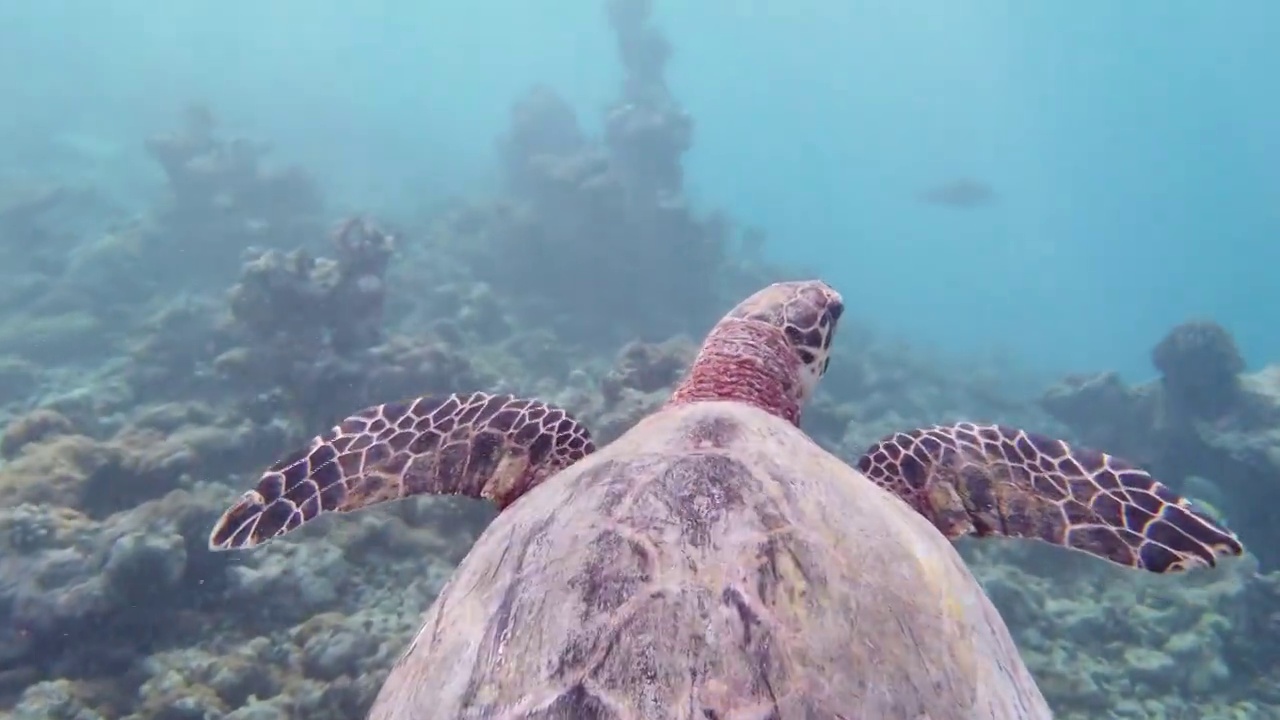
[0, 482, 472, 720]
[460, 0, 728, 348]
[0, 108, 332, 373]
[212, 216, 397, 428]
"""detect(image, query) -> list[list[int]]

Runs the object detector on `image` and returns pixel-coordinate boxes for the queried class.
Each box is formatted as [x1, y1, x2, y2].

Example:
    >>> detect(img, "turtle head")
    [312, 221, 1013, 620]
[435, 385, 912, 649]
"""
[724, 280, 844, 401]
[667, 280, 844, 426]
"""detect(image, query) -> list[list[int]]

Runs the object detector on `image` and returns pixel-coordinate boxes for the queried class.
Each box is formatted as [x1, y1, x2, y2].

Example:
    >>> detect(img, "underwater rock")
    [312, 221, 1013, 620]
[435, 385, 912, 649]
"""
[607, 0, 673, 94]
[603, 99, 691, 198]
[10, 678, 105, 720]
[591, 383, 664, 446]
[0, 488, 226, 698]
[226, 541, 346, 622]
[559, 336, 696, 444]
[0, 433, 112, 508]
[132, 644, 275, 720]
[0, 412, 236, 517]
[1152, 319, 1246, 419]
[110, 578, 434, 719]
[0, 409, 75, 460]
[102, 530, 188, 598]
[1122, 646, 1177, 687]
[0, 503, 73, 554]
[297, 614, 379, 682]
[51, 225, 158, 314]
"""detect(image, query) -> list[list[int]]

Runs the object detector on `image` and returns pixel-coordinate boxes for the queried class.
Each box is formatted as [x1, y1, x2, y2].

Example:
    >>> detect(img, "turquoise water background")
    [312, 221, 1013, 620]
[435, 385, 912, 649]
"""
[4, 1, 1276, 381]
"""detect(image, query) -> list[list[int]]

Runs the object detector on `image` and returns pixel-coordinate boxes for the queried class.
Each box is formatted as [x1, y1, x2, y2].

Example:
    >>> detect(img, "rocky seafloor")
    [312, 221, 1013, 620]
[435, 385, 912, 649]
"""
[2, 2, 1279, 719]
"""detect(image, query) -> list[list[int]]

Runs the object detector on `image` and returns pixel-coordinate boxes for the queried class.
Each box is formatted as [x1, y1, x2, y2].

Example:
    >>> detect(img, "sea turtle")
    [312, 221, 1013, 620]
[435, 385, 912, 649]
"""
[209, 280, 1244, 720]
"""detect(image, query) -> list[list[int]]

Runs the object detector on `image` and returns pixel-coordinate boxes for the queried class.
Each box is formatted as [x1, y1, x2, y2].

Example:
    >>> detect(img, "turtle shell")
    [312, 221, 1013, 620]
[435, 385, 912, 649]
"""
[369, 400, 1052, 720]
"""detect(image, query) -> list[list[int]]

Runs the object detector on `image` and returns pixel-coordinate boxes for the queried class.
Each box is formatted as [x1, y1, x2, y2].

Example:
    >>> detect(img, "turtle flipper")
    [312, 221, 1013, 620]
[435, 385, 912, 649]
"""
[209, 392, 596, 551]
[856, 423, 1244, 573]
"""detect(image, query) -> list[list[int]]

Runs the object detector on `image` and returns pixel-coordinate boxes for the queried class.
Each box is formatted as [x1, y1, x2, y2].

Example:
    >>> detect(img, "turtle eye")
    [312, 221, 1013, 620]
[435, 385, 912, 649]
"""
[828, 301, 844, 322]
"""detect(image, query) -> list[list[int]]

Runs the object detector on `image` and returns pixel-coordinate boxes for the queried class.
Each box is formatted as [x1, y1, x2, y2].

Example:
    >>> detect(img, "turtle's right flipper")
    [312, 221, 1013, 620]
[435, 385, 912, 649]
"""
[208, 392, 596, 551]
[856, 423, 1245, 573]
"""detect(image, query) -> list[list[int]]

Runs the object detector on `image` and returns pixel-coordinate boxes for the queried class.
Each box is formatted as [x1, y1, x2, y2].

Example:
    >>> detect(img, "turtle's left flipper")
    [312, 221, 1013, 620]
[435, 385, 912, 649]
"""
[857, 423, 1244, 573]
[209, 392, 596, 551]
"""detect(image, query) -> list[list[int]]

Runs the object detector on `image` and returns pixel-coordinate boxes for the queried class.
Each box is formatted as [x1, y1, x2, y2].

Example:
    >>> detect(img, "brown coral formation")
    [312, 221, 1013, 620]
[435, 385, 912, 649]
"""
[0, 406, 254, 518]
[0, 410, 73, 460]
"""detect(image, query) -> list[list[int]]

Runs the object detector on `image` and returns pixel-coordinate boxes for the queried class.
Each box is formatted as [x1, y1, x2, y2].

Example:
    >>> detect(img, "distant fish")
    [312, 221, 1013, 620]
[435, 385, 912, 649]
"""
[917, 177, 996, 209]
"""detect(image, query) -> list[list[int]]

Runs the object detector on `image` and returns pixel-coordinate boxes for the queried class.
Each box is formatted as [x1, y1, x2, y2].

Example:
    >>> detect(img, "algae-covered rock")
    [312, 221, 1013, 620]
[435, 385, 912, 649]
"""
[0, 408, 75, 459]
[10, 678, 104, 720]
[1124, 646, 1177, 686]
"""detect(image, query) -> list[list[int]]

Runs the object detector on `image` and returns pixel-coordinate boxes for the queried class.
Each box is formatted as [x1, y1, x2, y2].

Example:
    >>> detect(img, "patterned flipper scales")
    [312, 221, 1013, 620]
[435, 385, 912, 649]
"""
[209, 392, 596, 551]
[857, 423, 1245, 573]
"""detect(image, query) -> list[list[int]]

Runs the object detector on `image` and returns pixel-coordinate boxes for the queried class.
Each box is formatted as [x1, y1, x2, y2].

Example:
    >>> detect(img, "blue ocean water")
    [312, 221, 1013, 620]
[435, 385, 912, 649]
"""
[665, 2, 1280, 382]
[3, 0, 1276, 378]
